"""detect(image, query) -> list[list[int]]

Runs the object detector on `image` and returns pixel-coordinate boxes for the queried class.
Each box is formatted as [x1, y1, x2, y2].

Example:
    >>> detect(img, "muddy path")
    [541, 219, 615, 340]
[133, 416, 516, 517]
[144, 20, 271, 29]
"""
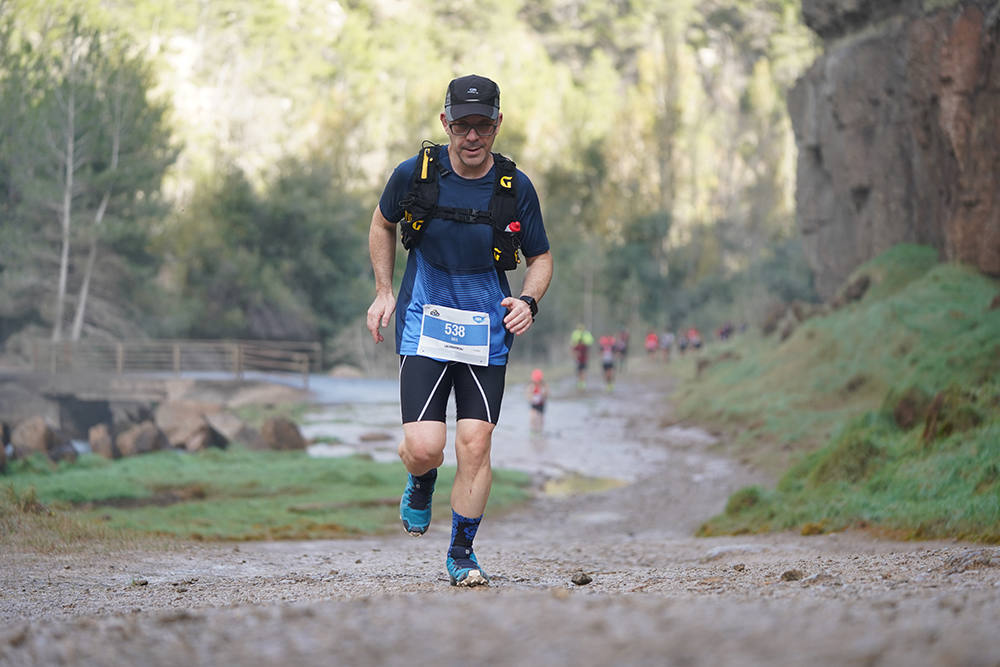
[2, 371, 1000, 666]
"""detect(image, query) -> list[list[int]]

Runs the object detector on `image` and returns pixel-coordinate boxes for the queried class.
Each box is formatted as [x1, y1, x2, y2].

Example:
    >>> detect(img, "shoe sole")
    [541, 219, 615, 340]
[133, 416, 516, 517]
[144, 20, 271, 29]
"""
[450, 570, 488, 587]
[401, 518, 428, 536]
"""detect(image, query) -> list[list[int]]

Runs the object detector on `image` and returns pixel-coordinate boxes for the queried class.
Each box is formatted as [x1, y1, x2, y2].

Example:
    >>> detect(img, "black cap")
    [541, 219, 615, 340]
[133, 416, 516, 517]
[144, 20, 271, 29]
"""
[444, 74, 500, 121]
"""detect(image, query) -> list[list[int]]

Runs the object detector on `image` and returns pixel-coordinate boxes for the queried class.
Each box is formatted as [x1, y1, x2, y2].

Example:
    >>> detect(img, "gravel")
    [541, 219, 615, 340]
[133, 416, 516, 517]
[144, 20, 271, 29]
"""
[3, 373, 999, 666]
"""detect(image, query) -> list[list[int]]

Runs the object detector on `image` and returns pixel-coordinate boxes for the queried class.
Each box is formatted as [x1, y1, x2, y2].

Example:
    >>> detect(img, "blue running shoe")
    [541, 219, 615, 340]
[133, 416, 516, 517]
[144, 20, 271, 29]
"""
[446, 546, 489, 586]
[400, 472, 435, 536]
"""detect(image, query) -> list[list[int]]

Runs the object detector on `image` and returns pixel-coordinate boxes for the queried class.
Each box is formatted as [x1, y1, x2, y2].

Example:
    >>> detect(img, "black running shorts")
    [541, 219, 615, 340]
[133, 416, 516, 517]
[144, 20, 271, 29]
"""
[399, 355, 507, 424]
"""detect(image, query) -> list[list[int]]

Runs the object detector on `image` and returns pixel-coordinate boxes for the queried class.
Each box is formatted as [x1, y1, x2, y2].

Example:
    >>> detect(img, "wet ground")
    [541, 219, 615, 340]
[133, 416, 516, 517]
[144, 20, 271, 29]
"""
[301, 374, 684, 483]
[3, 371, 1000, 666]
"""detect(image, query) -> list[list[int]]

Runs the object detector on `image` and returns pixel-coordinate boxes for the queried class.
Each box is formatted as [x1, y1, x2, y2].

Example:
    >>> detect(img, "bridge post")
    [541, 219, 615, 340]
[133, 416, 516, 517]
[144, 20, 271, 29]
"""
[230, 343, 244, 380]
[297, 353, 310, 388]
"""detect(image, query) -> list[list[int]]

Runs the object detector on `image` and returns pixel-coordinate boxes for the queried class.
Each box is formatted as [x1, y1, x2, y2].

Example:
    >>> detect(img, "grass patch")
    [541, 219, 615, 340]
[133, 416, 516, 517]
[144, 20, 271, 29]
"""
[0, 484, 154, 553]
[1, 446, 532, 543]
[679, 244, 1000, 542]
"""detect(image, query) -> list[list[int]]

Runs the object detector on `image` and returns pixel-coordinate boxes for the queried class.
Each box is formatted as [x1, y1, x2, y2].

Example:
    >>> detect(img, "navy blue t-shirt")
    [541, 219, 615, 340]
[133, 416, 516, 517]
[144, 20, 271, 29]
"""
[378, 146, 549, 365]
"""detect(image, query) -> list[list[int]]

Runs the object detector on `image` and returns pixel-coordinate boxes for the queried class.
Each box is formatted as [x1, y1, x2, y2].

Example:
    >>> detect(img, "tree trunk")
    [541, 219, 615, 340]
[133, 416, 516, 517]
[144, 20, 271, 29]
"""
[70, 191, 108, 341]
[71, 77, 123, 342]
[52, 86, 75, 343]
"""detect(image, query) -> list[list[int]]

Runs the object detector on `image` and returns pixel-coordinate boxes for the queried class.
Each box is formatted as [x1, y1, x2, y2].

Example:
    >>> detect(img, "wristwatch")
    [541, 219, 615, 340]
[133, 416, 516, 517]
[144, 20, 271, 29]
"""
[519, 295, 538, 318]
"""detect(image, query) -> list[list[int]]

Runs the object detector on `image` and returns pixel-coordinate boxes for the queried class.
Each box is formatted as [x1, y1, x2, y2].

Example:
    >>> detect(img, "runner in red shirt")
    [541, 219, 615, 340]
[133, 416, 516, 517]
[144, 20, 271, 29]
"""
[645, 330, 659, 357]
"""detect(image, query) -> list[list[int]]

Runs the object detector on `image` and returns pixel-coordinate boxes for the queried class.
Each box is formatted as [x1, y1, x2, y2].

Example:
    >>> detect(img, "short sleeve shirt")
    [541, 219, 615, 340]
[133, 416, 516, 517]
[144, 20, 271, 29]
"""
[378, 146, 549, 365]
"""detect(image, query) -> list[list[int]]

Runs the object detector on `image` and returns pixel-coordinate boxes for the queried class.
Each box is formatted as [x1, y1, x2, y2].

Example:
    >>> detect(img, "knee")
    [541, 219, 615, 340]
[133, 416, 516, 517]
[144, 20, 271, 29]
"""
[400, 432, 444, 470]
[455, 433, 492, 466]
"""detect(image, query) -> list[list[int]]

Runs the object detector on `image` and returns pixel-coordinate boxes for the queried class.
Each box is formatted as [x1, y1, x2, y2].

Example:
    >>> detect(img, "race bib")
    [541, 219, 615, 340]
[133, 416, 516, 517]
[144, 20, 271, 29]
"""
[416, 304, 491, 366]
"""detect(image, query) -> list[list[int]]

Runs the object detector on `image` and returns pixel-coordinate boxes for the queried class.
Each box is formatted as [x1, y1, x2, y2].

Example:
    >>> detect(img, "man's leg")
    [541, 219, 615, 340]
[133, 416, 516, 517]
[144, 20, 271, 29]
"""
[446, 362, 505, 586]
[398, 422, 446, 535]
[447, 418, 495, 586]
[397, 355, 452, 536]
[451, 418, 494, 518]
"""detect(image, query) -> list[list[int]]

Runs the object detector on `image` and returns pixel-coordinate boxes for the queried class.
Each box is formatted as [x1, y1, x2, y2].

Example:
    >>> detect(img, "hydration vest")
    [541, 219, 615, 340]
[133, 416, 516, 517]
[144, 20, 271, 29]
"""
[399, 142, 522, 271]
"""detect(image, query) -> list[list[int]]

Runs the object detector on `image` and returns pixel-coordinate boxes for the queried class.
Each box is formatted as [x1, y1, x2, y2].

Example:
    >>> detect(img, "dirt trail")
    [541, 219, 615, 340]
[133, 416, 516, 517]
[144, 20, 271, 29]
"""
[2, 372, 999, 666]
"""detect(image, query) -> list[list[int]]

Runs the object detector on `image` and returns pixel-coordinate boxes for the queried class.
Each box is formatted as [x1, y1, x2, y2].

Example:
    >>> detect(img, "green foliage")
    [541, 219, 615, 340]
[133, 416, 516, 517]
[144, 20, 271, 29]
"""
[679, 245, 1000, 542]
[1, 0, 820, 361]
[803, 414, 892, 486]
[0, 6, 176, 342]
[918, 385, 988, 445]
[160, 159, 369, 341]
[725, 485, 766, 515]
[3, 447, 533, 541]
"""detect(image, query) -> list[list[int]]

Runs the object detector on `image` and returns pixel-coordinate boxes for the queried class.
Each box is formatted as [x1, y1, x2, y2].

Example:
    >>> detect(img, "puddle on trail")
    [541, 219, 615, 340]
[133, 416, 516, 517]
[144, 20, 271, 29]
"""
[542, 473, 628, 497]
[301, 377, 713, 492]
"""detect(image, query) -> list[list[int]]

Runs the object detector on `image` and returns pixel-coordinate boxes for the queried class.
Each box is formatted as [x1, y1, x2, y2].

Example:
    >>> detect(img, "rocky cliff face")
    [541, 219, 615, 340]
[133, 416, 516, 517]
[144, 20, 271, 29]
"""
[788, 0, 999, 299]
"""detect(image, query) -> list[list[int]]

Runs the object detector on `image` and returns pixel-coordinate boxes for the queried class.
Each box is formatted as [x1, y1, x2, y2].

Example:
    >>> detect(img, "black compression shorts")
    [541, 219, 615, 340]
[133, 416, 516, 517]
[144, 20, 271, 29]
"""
[399, 355, 507, 424]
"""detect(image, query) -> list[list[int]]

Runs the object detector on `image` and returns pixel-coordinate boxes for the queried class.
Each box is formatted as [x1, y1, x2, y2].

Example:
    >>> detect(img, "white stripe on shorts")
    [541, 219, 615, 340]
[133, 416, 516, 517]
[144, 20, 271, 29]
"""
[417, 365, 450, 422]
[467, 364, 491, 424]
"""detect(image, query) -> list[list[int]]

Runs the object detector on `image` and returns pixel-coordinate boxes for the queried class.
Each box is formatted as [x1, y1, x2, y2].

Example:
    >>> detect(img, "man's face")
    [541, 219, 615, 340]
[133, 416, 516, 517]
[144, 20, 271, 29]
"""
[440, 112, 502, 175]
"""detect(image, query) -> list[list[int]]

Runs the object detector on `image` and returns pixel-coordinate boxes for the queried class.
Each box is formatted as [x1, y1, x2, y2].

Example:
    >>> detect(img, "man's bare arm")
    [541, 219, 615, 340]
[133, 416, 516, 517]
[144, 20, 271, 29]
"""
[366, 206, 397, 344]
[502, 250, 553, 335]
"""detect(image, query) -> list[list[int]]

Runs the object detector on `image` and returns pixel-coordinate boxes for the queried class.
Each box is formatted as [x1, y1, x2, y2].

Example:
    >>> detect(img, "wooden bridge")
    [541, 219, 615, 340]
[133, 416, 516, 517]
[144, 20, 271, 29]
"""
[22, 339, 322, 399]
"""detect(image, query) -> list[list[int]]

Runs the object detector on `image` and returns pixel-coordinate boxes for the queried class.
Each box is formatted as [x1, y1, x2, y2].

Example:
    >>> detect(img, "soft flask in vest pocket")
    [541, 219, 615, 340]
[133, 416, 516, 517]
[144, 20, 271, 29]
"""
[492, 221, 522, 271]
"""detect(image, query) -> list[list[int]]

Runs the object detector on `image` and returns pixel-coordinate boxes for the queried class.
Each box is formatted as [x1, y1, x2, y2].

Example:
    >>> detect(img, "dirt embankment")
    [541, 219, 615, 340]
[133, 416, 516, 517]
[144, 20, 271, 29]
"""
[2, 374, 999, 666]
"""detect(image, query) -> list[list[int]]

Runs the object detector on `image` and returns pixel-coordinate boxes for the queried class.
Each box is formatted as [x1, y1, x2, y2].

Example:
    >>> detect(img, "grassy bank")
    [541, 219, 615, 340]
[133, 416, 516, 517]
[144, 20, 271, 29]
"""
[671, 244, 1000, 542]
[2, 447, 532, 547]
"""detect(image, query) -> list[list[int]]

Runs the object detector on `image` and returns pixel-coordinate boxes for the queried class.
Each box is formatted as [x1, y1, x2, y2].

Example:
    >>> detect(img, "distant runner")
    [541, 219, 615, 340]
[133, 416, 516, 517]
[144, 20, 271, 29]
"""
[615, 328, 629, 373]
[570, 324, 594, 389]
[525, 368, 549, 434]
[599, 335, 617, 391]
[645, 330, 659, 357]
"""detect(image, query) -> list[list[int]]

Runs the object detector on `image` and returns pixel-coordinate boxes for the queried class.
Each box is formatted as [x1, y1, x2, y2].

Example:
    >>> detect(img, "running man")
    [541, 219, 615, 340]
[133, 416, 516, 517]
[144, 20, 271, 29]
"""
[570, 324, 594, 389]
[366, 74, 553, 586]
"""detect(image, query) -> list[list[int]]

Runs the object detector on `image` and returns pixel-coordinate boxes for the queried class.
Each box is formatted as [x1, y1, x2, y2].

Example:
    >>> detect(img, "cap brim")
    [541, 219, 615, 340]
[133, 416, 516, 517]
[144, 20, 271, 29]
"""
[446, 103, 499, 121]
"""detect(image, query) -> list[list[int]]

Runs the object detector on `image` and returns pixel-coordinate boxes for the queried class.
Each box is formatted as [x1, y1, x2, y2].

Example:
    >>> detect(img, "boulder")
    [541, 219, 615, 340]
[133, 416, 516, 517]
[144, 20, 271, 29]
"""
[116, 421, 170, 457]
[182, 423, 228, 452]
[88, 423, 119, 460]
[204, 412, 258, 447]
[154, 400, 223, 448]
[10, 416, 58, 460]
[254, 416, 307, 451]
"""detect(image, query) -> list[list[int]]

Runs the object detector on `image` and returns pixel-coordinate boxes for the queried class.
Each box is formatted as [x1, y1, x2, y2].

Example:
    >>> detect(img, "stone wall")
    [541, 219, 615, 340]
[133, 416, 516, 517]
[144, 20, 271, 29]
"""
[788, 0, 999, 299]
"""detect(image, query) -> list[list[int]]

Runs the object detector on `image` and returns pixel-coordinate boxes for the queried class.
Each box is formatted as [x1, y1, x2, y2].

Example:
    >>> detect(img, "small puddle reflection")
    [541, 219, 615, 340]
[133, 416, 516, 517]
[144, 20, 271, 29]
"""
[542, 473, 628, 498]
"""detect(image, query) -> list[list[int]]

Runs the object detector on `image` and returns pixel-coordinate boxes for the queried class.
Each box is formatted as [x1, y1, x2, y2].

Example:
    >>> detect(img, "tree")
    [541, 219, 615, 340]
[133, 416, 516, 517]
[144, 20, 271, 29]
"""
[7, 13, 174, 342]
[165, 159, 369, 342]
[69, 38, 174, 340]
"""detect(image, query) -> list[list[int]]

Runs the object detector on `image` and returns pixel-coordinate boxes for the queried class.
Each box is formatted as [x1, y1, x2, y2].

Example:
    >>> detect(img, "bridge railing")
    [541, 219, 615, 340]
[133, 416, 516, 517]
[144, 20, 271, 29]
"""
[29, 339, 322, 387]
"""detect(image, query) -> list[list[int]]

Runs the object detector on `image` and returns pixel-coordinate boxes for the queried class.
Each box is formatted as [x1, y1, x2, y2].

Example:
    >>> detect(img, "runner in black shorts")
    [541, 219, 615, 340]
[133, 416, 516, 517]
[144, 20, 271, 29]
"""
[400, 355, 506, 424]
[365, 75, 553, 587]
